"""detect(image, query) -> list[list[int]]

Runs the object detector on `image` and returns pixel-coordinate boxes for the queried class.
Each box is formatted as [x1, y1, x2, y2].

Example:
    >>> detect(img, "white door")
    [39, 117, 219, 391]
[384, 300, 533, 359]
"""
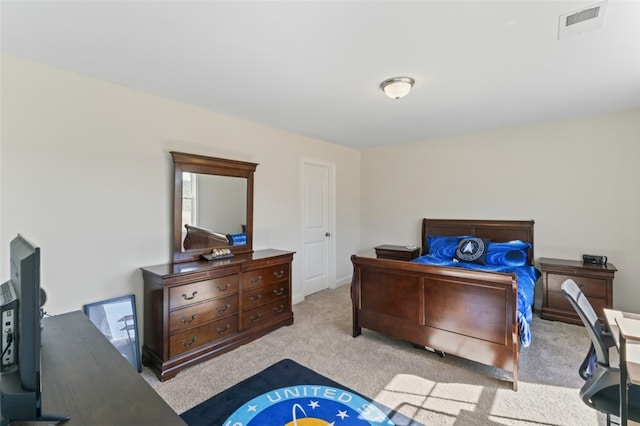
[302, 162, 333, 296]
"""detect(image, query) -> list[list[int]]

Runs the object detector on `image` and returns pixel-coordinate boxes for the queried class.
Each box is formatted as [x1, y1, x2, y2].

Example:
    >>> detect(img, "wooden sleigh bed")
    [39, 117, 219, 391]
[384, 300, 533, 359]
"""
[351, 218, 536, 391]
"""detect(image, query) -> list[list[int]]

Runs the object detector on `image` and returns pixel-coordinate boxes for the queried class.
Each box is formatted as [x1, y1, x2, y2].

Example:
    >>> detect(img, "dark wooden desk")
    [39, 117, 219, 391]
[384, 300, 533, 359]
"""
[604, 309, 640, 426]
[7, 311, 186, 425]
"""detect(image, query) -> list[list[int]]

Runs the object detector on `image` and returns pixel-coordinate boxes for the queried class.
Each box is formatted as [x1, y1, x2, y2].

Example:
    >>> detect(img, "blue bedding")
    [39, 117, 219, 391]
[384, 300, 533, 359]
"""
[227, 233, 247, 246]
[411, 251, 540, 347]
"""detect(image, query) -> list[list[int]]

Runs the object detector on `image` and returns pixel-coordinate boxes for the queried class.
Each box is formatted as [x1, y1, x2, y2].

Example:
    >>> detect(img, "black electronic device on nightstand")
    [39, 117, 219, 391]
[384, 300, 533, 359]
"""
[583, 254, 608, 265]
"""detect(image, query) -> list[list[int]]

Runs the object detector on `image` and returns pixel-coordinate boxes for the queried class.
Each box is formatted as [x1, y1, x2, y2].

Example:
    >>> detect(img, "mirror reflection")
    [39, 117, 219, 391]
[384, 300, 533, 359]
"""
[181, 172, 247, 251]
[171, 151, 256, 263]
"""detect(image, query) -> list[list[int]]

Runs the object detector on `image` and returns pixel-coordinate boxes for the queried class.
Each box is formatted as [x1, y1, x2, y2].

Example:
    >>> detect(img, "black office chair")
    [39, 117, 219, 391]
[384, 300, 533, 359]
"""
[561, 279, 640, 425]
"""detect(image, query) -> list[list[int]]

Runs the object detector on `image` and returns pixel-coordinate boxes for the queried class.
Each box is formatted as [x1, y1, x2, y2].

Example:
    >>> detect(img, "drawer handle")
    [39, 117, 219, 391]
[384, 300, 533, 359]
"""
[181, 314, 198, 324]
[217, 324, 231, 335]
[217, 303, 231, 314]
[273, 288, 285, 296]
[250, 313, 262, 323]
[217, 283, 231, 292]
[249, 294, 262, 303]
[250, 275, 263, 284]
[182, 291, 198, 300]
[273, 305, 285, 314]
[181, 336, 197, 347]
[273, 270, 284, 278]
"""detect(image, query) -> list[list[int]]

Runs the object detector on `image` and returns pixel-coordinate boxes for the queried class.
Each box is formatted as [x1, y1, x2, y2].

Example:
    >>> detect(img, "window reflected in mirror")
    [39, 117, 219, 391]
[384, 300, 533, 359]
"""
[182, 172, 196, 230]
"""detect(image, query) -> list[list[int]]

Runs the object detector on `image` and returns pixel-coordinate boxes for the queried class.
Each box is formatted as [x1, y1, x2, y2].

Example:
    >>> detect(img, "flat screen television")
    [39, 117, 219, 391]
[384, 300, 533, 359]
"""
[0, 234, 69, 425]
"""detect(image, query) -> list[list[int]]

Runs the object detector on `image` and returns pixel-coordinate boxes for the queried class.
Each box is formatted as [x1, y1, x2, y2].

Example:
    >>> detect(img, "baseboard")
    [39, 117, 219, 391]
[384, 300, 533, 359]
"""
[334, 274, 352, 288]
[292, 274, 352, 305]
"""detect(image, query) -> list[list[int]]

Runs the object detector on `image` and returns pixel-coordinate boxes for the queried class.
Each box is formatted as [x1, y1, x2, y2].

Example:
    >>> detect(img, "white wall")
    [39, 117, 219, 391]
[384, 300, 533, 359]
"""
[196, 175, 246, 235]
[3, 54, 637, 318]
[0, 55, 361, 316]
[361, 109, 640, 312]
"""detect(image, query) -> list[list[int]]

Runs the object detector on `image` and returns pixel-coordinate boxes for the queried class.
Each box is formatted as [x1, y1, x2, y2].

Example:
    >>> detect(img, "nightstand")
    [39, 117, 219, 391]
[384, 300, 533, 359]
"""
[374, 245, 420, 261]
[540, 257, 616, 325]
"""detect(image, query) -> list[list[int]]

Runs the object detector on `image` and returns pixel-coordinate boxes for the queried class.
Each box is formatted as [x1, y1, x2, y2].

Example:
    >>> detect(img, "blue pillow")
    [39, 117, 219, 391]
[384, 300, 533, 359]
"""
[226, 233, 247, 246]
[427, 235, 471, 259]
[454, 237, 490, 264]
[484, 240, 530, 267]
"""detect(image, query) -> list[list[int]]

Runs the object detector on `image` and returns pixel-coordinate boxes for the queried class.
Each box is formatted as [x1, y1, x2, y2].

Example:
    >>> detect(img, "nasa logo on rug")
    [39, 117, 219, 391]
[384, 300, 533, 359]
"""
[223, 385, 395, 425]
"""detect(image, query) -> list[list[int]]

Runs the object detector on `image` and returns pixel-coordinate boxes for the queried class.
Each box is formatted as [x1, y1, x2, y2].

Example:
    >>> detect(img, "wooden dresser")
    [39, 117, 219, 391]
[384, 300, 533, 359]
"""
[539, 257, 616, 325]
[141, 249, 294, 381]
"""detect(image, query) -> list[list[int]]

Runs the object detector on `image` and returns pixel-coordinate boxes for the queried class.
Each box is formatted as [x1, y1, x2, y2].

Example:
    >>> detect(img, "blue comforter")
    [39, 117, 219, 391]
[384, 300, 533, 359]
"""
[411, 254, 540, 347]
[227, 233, 247, 246]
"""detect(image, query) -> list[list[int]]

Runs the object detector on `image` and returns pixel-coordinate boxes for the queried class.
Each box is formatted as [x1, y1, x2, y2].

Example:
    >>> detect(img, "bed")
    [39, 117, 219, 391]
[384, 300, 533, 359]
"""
[350, 218, 539, 391]
[182, 224, 230, 250]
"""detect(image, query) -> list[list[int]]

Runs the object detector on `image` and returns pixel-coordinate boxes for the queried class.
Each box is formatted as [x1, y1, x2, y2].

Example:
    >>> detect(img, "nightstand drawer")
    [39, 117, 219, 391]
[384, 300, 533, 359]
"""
[540, 257, 616, 325]
[547, 292, 607, 318]
[374, 245, 420, 261]
[547, 274, 606, 298]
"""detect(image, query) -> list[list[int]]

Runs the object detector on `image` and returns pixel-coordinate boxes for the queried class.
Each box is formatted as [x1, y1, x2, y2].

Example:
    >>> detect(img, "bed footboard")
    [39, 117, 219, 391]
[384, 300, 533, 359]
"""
[351, 255, 520, 390]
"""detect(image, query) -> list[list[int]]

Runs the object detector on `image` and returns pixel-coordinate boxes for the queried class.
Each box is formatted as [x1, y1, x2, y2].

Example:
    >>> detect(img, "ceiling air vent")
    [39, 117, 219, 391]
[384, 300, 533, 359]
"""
[558, 1, 608, 40]
[566, 6, 600, 26]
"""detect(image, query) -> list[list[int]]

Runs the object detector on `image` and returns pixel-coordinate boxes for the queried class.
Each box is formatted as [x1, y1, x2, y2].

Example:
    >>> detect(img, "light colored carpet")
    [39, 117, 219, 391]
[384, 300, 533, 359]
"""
[143, 283, 611, 425]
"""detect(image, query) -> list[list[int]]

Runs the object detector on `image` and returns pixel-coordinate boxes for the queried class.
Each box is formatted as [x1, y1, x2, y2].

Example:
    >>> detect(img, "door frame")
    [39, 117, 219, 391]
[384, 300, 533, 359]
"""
[300, 159, 336, 301]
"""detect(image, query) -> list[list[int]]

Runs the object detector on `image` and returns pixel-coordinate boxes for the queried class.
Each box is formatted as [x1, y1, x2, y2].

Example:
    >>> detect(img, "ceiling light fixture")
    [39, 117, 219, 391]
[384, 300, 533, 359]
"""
[380, 77, 415, 99]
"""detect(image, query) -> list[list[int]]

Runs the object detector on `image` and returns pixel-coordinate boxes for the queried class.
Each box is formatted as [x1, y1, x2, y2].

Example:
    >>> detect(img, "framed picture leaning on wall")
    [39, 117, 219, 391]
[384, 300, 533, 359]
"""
[83, 294, 142, 373]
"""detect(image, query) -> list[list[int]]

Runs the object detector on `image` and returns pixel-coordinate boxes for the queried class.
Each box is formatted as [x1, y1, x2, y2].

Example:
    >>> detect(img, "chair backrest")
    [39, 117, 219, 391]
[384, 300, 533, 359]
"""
[560, 279, 610, 367]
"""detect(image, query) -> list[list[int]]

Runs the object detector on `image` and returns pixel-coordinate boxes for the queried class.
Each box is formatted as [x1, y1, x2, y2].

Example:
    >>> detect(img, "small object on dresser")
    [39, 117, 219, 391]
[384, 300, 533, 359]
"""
[583, 254, 607, 265]
[201, 248, 234, 261]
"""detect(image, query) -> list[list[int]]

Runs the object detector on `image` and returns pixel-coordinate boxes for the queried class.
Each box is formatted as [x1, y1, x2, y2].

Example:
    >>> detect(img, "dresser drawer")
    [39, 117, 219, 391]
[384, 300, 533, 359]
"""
[169, 275, 239, 310]
[169, 317, 239, 357]
[546, 273, 606, 298]
[241, 264, 289, 289]
[162, 265, 240, 286]
[242, 282, 289, 310]
[169, 294, 238, 332]
[242, 299, 290, 330]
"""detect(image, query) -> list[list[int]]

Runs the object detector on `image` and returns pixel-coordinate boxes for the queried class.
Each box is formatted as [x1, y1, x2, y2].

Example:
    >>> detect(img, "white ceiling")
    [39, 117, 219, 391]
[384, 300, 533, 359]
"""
[2, 1, 639, 149]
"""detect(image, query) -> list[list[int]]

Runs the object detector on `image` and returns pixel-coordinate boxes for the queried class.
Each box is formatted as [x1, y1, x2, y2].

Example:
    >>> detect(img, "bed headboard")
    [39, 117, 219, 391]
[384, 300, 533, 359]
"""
[421, 218, 535, 265]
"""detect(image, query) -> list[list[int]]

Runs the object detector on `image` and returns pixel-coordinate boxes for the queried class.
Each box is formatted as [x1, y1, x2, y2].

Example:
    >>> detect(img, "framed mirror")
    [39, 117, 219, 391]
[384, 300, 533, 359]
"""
[171, 152, 257, 263]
